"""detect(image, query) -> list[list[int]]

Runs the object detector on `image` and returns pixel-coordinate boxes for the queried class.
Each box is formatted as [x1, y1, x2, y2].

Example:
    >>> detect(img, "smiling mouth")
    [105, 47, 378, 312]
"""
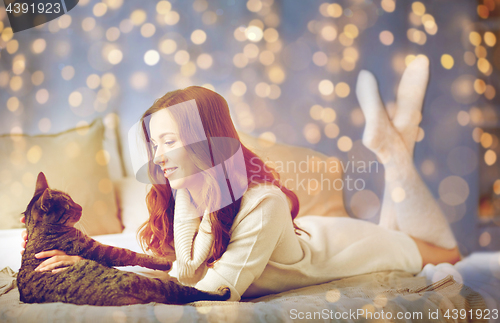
[164, 167, 178, 178]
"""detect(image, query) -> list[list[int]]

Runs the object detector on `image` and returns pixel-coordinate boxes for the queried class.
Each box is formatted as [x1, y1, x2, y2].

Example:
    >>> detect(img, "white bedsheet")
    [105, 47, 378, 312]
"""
[418, 252, 500, 322]
[0, 229, 149, 275]
[1, 228, 499, 322]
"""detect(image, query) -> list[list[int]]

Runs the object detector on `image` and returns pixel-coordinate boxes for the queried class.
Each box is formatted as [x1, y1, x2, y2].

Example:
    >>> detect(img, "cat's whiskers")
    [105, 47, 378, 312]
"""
[75, 220, 89, 238]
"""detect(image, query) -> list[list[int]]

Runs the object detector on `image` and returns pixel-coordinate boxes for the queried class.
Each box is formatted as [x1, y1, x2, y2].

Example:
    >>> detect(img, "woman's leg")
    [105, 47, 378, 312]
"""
[355, 60, 458, 255]
[410, 236, 461, 267]
[378, 56, 430, 231]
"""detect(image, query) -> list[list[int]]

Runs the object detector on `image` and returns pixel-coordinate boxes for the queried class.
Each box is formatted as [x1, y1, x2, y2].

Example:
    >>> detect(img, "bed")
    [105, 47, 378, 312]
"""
[0, 118, 498, 322]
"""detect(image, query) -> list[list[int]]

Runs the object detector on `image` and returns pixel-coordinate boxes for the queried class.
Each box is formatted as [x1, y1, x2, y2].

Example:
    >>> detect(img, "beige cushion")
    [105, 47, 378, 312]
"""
[238, 132, 347, 218]
[114, 177, 150, 233]
[0, 119, 123, 236]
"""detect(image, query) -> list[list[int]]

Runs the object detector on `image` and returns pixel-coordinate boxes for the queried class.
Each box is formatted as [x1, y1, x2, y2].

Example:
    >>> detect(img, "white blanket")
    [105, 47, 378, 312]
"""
[0, 229, 497, 323]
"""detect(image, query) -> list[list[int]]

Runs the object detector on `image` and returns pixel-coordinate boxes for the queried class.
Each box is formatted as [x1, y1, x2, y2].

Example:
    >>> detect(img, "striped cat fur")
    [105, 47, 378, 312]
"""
[17, 172, 230, 306]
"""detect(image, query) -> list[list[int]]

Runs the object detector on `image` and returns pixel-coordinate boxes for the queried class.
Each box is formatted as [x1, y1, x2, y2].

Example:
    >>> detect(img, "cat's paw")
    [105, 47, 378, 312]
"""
[152, 260, 172, 271]
[216, 286, 231, 300]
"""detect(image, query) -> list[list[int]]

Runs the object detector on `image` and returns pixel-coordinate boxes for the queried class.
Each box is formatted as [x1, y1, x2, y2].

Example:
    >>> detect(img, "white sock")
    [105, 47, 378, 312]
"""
[392, 55, 429, 158]
[378, 56, 430, 230]
[356, 70, 457, 249]
[356, 69, 400, 230]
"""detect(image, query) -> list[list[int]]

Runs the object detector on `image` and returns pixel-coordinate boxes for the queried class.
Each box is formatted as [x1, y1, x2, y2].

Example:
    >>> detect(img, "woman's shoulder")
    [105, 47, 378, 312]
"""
[235, 182, 290, 220]
[242, 182, 288, 203]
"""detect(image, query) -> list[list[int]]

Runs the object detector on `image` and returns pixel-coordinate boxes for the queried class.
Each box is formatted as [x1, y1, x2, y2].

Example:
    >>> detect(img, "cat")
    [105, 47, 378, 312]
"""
[17, 172, 230, 306]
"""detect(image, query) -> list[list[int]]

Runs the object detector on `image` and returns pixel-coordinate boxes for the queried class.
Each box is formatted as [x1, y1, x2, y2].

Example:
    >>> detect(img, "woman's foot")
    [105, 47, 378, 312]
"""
[410, 235, 462, 268]
[392, 55, 429, 158]
[355, 62, 458, 251]
[355, 70, 408, 163]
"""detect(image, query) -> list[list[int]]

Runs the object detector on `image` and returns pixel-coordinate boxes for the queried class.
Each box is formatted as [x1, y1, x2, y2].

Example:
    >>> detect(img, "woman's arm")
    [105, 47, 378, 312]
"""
[20, 215, 81, 273]
[195, 191, 290, 301]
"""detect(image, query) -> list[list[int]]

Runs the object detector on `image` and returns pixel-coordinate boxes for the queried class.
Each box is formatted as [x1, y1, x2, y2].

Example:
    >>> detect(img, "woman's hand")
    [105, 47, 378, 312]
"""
[20, 216, 82, 273]
[34, 250, 83, 273]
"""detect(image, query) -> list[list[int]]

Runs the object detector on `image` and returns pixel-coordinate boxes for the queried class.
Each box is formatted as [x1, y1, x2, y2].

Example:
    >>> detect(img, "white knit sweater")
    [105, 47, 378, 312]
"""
[170, 183, 423, 301]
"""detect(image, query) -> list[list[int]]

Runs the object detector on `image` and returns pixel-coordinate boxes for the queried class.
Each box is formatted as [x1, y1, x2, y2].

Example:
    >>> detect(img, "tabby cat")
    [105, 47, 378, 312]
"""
[17, 172, 230, 306]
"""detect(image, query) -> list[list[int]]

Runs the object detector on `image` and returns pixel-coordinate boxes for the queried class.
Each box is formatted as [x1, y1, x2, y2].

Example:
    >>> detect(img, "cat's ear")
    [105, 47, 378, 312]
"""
[39, 188, 52, 212]
[35, 172, 49, 195]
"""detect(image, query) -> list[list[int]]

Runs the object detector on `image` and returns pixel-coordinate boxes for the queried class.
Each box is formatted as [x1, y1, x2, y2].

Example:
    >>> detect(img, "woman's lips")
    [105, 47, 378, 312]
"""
[164, 167, 178, 178]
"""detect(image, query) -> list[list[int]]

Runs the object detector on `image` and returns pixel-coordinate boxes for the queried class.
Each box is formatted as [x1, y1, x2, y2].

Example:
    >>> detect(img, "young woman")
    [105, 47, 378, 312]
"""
[23, 56, 461, 301]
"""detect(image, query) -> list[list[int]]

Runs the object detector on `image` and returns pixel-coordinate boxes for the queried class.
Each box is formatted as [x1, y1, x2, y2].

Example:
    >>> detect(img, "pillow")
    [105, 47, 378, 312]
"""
[113, 177, 150, 233]
[238, 132, 348, 218]
[0, 119, 123, 236]
[102, 113, 125, 181]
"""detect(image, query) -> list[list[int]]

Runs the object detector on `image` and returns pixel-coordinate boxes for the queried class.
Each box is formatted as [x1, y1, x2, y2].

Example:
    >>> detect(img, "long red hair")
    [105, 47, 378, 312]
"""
[138, 86, 304, 266]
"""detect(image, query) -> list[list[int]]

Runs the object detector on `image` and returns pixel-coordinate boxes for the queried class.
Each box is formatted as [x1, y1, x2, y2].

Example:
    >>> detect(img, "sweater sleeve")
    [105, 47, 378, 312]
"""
[173, 189, 214, 286]
[194, 191, 290, 301]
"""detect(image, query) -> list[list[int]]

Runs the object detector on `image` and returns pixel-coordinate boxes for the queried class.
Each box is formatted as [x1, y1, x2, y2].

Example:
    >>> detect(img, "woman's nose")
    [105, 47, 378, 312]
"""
[153, 147, 167, 165]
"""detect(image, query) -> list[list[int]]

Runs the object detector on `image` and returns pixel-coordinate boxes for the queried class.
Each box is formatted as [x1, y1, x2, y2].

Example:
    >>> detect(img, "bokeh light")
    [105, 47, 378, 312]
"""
[31, 71, 44, 86]
[379, 31, 394, 46]
[144, 50, 160, 66]
[191, 29, 207, 44]
[32, 39, 46, 54]
[439, 176, 470, 206]
[197, 53, 213, 69]
[319, 79, 334, 96]
[304, 123, 321, 144]
[334, 82, 350, 98]
[38, 118, 51, 133]
[36, 89, 49, 104]
[391, 187, 406, 203]
[131, 9, 147, 25]
[6, 97, 19, 112]
[231, 81, 247, 96]
[485, 149, 497, 166]
[141, 23, 156, 38]
[174, 50, 190, 65]
[69, 91, 83, 107]
[324, 123, 340, 138]
[381, 0, 395, 12]
[350, 190, 380, 219]
[441, 54, 454, 69]
[129, 71, 148, 90]
[62, 66, 75, 80]
[337, 136, 352, 152]
[165, 11, 180, 26]
[159, 39, 177, 54]
[93, 3, 108, 17]
[245, 26, 263, 42]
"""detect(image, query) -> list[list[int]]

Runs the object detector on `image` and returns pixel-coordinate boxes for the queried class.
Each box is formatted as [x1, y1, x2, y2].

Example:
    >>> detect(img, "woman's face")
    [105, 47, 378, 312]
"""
[149, 108, 203, 190]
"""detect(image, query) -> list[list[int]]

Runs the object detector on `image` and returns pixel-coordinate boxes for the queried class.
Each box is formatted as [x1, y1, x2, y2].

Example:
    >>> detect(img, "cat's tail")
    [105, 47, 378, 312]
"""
[212, 286, 231, 301]
[164, 281, 231, 304]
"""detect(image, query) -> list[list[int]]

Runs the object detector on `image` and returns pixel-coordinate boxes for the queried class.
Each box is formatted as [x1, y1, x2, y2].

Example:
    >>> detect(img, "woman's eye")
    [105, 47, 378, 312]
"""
[152, 141, 174, 150]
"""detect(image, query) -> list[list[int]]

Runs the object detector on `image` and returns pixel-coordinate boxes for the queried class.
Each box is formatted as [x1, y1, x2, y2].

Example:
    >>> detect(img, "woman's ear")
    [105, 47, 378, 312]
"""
[39, 188, 52, 212]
